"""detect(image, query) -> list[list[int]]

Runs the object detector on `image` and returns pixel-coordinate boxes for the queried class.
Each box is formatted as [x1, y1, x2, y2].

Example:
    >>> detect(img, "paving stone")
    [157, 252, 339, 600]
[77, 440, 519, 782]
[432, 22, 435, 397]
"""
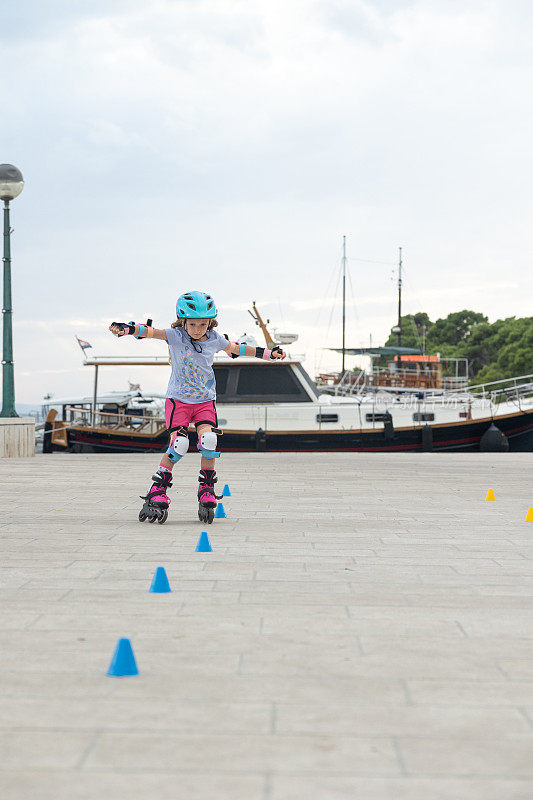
[0, 452, 532, 799]
[269, 776, 533, 800]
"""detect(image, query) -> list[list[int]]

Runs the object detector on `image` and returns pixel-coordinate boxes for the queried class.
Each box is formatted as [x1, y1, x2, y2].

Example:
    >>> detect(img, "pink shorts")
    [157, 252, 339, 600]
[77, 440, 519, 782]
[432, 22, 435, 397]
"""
[165, 398, 218, 431]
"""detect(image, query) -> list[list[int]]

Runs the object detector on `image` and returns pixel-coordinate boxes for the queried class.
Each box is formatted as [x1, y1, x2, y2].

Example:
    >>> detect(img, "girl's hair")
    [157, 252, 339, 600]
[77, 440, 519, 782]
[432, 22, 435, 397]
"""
[171, 318, 218, 330]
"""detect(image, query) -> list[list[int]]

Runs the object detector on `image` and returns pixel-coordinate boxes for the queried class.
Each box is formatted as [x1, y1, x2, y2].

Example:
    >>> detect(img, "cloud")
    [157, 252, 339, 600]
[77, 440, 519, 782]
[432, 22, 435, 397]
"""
[2, 0, 532, 402]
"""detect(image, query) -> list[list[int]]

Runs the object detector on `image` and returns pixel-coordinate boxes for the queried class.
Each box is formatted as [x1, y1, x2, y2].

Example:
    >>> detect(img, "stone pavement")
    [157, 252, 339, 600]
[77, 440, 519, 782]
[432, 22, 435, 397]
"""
[0, 452, 532, 800]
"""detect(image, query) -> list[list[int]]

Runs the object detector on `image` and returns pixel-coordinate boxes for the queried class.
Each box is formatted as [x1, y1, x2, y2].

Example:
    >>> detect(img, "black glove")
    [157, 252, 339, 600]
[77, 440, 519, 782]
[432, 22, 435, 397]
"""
[111, 322, 136, 336]
[254, 345, 284, 360]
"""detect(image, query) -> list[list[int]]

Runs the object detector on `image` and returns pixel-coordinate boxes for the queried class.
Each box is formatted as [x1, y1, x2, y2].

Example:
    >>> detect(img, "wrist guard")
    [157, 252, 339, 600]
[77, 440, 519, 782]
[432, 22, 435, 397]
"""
[255, 346, 283, 360]
[112, 321, 136, 336]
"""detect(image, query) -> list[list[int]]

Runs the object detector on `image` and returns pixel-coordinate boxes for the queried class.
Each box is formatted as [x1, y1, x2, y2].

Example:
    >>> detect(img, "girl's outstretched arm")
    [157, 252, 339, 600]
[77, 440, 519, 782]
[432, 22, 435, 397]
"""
[224, 341, 286, 360]
[109, 322, 168, 341]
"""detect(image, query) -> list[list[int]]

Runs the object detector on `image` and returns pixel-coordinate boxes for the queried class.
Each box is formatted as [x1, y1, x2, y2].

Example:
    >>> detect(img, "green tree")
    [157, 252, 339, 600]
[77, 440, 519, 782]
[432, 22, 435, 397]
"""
[383, 312, 431, 351]
[382, 310, 532, 383]
[426, 310, 488, 352]
[468, 317, 533, 384]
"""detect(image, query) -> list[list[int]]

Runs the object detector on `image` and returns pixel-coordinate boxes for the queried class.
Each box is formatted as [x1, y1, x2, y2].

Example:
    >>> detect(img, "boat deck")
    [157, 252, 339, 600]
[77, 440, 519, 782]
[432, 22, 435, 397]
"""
[1, 452, 532, 799]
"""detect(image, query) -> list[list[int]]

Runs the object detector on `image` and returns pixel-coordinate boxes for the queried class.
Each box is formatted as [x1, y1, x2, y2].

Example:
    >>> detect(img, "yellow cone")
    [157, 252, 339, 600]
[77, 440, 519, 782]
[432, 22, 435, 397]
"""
[525, 507, 533, 522]
[485, 488, 496, 501]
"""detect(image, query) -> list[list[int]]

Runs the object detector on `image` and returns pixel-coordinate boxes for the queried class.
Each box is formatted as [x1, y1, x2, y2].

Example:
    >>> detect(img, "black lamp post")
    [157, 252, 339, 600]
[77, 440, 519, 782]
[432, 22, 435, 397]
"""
[0, 164, 24, 418]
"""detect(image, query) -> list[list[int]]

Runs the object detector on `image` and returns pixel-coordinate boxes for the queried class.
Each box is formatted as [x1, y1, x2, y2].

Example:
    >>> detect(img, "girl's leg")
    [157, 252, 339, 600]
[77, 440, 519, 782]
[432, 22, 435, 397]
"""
[160, 426, 190, 471]
[196, 424, 220, 514]
[162, 400, 191, 471]
[139, 403, 191, 523]
[159, 431, 179, 471]
[140, 431, 188, 522]
[196, 423, 216, 471]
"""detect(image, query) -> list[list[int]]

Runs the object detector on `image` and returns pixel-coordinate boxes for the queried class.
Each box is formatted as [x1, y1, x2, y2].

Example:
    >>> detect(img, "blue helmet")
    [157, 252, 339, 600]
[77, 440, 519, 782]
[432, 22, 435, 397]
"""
[176, 291, 217, 319]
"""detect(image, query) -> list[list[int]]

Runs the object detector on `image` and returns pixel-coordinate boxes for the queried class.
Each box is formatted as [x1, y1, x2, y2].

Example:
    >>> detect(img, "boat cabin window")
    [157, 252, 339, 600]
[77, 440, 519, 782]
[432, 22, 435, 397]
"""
[413, 412, 435, 422]
[316, 413, 338, 423]
[214, 364, 312, 403]
[237, 365, 300, 396]
[365, 412, 391, 423]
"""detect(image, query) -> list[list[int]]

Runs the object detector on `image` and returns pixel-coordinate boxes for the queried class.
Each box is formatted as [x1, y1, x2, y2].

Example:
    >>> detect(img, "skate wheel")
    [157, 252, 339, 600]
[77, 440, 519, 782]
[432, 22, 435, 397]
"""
[207, 508, 214, 525]
[138, 511, 147, 522]
[148, 514, 157, 523]
[157, 510, 168, 524]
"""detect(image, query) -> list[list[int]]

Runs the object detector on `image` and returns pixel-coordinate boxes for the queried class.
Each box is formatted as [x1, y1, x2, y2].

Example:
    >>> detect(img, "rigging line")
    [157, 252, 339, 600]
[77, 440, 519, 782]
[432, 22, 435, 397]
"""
[346, 265, 361, 362]
[276, 297, 286, 327]
[348, 258, 396, 265]
[317, 262, 342, 374]
[409, 316, 423, 351]
[315, 259, 341, 331]
[317, 260, 343, 374]
[395, 265, 431, 352]
[401, 267, 427, 319]
[314, 259, 340, 375]
[346, 267, 366, 363]
[347, 267, 360, 325]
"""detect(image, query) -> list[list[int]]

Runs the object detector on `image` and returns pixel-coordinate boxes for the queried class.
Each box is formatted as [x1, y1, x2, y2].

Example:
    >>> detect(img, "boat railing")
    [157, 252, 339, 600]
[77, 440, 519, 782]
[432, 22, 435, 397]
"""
[442, 376, 469, 390]
[488, 382, 533, 409]
[333, 369, 366, 396]
[64, 405, 167, 434]
[420, 374, 533, 409]
[460, 374, 533, 404]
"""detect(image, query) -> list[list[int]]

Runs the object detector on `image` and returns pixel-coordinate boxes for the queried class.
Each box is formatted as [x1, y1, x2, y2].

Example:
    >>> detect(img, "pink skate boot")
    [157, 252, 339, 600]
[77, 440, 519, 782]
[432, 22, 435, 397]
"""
[198, 468, 222, 524]
[139, 469, 173, 524]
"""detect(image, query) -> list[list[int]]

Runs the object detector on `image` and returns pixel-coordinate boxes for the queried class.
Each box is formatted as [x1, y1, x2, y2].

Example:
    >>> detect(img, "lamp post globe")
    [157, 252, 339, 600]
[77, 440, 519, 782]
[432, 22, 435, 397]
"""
[1, 164, 24, 418]
[0, 164, 24, 201]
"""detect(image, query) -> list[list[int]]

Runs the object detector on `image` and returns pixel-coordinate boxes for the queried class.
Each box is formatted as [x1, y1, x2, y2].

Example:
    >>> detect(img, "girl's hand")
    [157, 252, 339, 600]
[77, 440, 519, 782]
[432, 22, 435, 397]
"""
[272, 346, 286, 360]
[109, 322, 134, 337]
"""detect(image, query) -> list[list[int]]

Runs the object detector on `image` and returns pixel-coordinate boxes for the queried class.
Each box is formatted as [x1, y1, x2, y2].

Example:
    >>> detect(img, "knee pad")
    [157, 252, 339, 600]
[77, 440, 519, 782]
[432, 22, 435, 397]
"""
[197, 430, 220, 459]
[166, 435, 189, 463]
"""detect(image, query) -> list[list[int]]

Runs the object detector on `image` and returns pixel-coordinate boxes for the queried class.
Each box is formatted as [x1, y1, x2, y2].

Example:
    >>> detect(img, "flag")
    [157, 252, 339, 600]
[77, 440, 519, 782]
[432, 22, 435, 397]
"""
[76, 336, 92, 350]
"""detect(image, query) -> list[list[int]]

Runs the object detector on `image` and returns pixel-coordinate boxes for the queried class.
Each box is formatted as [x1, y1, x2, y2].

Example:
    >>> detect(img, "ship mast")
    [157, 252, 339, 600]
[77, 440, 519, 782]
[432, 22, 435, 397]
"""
[397, 246, 402, 369]
[342, 235, 346, 375]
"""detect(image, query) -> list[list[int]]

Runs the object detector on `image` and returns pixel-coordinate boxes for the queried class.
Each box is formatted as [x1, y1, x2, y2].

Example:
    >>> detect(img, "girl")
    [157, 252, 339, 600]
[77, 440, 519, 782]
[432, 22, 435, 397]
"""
[109, 290, 285, 524]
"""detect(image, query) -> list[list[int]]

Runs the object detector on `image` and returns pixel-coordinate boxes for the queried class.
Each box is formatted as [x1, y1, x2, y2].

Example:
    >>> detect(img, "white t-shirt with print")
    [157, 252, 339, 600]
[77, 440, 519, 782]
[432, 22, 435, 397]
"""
[165, 326, 229, 403]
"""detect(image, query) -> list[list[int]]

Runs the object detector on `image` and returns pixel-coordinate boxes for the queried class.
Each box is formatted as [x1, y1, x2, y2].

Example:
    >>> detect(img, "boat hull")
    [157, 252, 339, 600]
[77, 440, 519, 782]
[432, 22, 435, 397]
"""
[49, 409, 533, 453]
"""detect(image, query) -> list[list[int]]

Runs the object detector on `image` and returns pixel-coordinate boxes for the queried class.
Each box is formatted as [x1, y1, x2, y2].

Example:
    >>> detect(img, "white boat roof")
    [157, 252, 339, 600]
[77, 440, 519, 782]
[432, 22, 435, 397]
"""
[42, 391, 165, 406]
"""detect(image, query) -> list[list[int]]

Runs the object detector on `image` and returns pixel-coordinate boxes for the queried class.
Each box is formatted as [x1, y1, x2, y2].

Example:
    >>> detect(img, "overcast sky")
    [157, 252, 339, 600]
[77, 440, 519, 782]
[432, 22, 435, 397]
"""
[2, 0, 532, 404]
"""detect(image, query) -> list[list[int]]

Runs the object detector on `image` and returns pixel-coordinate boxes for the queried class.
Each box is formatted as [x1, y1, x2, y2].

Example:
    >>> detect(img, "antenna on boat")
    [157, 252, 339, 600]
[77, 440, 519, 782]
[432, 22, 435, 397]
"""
[248, 302, 276, 348]
[342, 235, 346, 374]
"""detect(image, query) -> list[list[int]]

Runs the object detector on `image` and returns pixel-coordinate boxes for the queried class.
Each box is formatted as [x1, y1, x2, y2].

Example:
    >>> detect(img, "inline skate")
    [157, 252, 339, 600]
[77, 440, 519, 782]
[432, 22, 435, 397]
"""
[139, 469, 173, 524]
[198, 468, 222, 524]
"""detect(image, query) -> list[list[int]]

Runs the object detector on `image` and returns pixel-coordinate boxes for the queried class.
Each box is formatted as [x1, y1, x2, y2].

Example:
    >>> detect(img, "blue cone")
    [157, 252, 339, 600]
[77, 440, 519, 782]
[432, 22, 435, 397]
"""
[196, 531, 212, 552]
[107, 637, 138, 677]
[222, 484, 231, 497]
[149, 566, 171, 593]
[214, 502, 227, 519]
